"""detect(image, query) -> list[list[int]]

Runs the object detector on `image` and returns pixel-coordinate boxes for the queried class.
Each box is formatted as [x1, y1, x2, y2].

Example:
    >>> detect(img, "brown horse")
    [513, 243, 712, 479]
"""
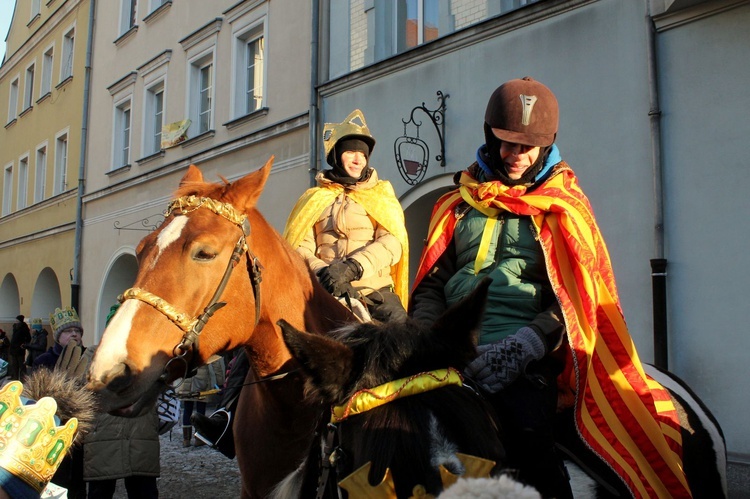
[86, 157, 357, 499]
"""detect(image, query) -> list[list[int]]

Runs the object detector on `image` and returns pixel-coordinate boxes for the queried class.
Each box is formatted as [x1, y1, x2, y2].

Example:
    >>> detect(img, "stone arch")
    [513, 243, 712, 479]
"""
[0, 274, 21, 326]
[94, 250, 138, 343]
[399, 172, 456, 287]
[31, 267, 62, 326]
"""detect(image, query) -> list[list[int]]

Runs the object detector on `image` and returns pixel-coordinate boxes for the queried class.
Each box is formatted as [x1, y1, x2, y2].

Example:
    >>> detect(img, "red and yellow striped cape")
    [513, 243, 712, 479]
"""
[412, 164, 691, 498]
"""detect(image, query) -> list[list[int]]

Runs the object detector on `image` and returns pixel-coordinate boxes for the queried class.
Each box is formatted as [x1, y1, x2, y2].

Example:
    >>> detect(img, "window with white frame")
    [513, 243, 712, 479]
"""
[35, 144, 47, 202]
[2, 164, 12, 216]
[114, 99, 132, 167]
[41, 46, 54, 96]
[233, 22, 265, 118]
[53, 131, 68, 195]
[144, 81, 165, 155]
[7, 77, 19, 122]
[120, 0, 138, 34]
[328, 0, 541, 78]
[24, 63, 35, 110]
[61, 26, 75, 81]
[188, 53, 214, 136]
[17, 156, 29, 210]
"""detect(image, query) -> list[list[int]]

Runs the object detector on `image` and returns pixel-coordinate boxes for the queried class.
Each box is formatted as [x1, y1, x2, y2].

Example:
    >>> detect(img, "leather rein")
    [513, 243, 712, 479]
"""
[118, 195, 263, 383]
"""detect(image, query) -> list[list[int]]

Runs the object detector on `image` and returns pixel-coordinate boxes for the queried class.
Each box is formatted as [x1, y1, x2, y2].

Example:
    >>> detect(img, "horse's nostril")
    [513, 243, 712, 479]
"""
[103, 362, 133, 393]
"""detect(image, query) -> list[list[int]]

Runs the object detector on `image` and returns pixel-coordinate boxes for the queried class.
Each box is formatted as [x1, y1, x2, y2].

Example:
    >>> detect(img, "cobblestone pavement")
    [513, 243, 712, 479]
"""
[107, 431, 749, 498]
[113, 428, 242, 498]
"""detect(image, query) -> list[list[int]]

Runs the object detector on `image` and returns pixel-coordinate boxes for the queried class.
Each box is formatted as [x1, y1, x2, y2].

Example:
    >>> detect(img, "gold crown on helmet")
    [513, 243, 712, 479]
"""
[0, 381, 78, 493]
[49, 307, 81, 336]
[322, 109, 376, 160]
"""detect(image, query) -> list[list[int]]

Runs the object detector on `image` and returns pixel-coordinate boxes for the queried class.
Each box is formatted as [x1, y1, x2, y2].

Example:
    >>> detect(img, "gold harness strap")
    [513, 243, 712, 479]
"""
[119, 195, 262, 374]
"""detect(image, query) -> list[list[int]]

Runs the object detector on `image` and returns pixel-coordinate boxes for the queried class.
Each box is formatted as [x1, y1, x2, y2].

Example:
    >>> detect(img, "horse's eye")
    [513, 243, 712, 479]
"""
[194, 248, 218, 261]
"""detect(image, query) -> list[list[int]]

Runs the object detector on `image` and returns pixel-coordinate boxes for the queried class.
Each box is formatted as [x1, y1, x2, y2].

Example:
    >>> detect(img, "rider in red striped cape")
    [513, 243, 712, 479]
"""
[410, 77, 690, 498]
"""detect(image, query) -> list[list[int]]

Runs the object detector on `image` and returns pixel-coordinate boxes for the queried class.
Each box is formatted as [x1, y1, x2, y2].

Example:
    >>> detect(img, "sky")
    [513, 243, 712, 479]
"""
[0, 0, 15, 62]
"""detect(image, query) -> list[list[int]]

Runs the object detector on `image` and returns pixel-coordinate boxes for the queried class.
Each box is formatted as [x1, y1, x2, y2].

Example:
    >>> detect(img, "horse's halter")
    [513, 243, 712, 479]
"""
[118, 194, 263, 382]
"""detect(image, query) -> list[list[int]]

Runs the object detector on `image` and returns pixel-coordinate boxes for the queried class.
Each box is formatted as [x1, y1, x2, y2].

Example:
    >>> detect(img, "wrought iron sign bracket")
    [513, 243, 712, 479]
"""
[394, 91, 449, 186]
[114, 214, 165, 232]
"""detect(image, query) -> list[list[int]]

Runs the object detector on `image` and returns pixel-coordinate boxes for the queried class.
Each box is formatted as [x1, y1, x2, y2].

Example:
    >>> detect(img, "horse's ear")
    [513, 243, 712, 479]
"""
[180, 164, 204, 185]
[233, 156, 274, 209]
[277, 319, 353, 403]
[430, 277, 492, 366]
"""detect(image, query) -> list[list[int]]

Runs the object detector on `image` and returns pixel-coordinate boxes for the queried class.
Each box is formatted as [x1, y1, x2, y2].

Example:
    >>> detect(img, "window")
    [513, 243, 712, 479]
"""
[114, 99, 132, 167]
[2, 164, 12, 216]
[149, 0, 167, 12]
[41, 47, 54, 96]
[35, 144, 47, 202]
[188, 52, 214, 136]
[144, 81, 165, 154]
[17, 156, 29, 210]
[328, 0, 541, 78]
[31, 0, 41, 20]
[61, 27, 75, 80]
[7, 77, 19, 122]
[54, 132, 68, 195]
[233, 22, 266, 118]
[120, 0, 138, 34]
[24, 63, 36, 110]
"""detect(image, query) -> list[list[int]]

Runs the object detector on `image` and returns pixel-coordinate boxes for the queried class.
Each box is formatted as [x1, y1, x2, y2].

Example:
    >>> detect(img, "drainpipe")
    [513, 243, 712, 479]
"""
[71, 0, 95, 311]
[645, 10, 668, 370]
[309, 0, 321, 187]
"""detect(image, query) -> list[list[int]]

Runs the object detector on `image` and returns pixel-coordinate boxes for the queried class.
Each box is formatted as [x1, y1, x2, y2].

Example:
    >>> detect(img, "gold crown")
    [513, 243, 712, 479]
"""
[0, 381, 78, 492]
[30, 318, 42, 326]
[322, 109, 376, 160]
[49, 307, 81, 336]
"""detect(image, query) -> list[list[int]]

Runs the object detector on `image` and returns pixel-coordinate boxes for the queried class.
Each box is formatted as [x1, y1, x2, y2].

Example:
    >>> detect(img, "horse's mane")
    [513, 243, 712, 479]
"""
[173, 177, 233, 201]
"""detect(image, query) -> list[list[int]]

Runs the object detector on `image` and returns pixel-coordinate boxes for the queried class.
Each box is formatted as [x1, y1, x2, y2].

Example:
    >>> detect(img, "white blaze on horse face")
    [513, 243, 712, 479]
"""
[89, 299, 138, 379]
[151, 215, 189, 269]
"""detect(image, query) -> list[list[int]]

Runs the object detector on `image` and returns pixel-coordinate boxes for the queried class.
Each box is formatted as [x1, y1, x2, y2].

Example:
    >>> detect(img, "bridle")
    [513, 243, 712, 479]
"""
[118, 194, 263, 383]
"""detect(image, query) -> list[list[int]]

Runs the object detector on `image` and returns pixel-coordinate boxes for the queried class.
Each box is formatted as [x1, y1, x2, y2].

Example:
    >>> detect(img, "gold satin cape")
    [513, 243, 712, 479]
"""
[283, 179, 409, 308]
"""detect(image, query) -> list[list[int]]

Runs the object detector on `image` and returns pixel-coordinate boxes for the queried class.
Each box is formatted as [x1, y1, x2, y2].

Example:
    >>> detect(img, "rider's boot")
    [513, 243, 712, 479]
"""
[192, 408, 235, 459]
[182, 425, 193, 448]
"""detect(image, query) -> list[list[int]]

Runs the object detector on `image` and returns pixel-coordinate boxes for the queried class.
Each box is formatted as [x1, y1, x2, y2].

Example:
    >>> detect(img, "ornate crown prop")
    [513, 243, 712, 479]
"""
[0, 381, 78, 493]
[49, 307, 81, 337]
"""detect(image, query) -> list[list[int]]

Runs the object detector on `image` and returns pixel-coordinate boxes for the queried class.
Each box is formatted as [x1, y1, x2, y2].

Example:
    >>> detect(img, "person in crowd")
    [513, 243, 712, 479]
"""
[284, 108, 409, 323]
[23, 319, 48, 369]
[177, 357, 224, 448]
[9, 315, 30, 380]
[84, 304, 160, 499]
[0, 328, 9, 362]
[33, 307, 83, 370]
[409, 77, 690, 497]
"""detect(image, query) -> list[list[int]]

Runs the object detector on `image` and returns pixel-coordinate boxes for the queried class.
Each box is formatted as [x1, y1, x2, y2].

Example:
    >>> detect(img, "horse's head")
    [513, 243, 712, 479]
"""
[88, 158, 276, 415]
[276, 278, 504, 498]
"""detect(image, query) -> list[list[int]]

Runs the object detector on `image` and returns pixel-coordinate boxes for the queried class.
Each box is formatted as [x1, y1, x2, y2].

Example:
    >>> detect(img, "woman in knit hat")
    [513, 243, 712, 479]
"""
[32, 307, 83, 371]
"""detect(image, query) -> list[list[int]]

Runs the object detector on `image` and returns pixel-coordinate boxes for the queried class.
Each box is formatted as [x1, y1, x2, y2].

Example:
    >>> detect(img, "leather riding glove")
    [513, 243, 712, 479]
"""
[464, 327, 546, 393]
[318, 259, 363, 297]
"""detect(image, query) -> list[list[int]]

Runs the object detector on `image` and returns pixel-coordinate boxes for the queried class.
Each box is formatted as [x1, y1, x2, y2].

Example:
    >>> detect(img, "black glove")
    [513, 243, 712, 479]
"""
[317, 259, 363, 297]
[464, 327, 546, 393]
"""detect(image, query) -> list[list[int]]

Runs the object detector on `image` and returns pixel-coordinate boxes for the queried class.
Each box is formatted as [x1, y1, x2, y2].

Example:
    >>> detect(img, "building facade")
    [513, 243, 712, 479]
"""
[80, 0, 314, 338]
[314, 0, 750, 459]
[0, 0, 91, 338]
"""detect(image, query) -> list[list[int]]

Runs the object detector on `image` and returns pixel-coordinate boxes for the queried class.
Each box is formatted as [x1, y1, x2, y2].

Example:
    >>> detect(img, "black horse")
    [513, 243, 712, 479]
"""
[273, 277, 727, 498]
[272, 279, 507, 498]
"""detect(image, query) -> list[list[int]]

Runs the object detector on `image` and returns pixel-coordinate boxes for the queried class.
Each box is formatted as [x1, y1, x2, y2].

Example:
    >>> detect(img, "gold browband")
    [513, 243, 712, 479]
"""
[118, 287, 198, 333]
[331, 368, 462, 423]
